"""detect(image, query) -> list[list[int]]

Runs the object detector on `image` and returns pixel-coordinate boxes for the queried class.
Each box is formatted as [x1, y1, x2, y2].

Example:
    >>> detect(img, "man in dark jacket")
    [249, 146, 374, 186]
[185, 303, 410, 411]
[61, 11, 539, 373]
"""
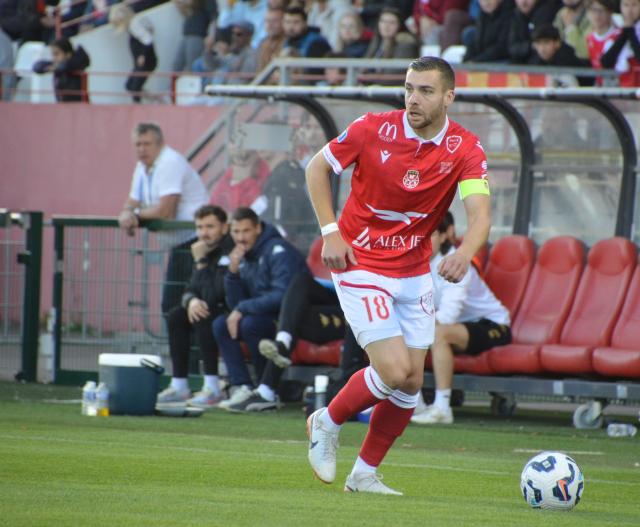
[32, 38, 90, 102]
[464, 0, 514, 62]
[508, 0, 561, 63]
[157, 205, 233, 407]
[213, 207, 308, 410]
[529, 24, 593, 85]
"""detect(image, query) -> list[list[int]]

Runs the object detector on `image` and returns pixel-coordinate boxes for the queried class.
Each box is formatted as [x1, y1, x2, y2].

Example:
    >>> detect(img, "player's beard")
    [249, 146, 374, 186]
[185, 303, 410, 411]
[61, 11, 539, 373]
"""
[408, 100, 446, 132]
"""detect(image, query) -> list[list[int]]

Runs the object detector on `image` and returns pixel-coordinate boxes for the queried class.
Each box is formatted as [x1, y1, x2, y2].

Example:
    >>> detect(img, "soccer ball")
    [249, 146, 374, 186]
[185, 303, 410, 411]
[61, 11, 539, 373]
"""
[520, 451, 584, 510]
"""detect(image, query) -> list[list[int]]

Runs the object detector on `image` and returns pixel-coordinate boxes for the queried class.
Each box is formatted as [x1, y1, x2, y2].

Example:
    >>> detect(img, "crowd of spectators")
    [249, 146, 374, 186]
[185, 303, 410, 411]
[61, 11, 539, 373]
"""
[1, 0, 639, 102]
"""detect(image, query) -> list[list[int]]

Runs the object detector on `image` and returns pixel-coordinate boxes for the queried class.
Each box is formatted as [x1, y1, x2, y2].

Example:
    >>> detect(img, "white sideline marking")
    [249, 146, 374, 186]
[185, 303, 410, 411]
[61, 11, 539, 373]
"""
[514, 448, 604, 456]
[3, 434, 637, 485]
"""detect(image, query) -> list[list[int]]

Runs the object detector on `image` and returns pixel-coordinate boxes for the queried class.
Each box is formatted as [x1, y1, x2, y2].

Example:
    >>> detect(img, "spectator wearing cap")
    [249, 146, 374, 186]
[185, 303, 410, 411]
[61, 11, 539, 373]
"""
[530, 24, 593, 85]
[217, 0, 268, 48]
[507, 0, 562, 64]
[193, 21, 258, 85]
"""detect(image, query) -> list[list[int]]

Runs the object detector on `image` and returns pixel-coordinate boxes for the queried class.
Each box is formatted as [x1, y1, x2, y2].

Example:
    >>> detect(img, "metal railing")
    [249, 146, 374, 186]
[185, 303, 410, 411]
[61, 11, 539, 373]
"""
[0, 210, 43, 382]
[51, 217, 194, 384]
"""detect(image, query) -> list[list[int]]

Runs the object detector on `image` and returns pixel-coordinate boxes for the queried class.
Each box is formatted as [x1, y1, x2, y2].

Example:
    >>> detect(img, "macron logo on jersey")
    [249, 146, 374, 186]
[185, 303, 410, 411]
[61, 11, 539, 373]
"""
[366, 204, 428, 225]
[380, 150, 391, 163]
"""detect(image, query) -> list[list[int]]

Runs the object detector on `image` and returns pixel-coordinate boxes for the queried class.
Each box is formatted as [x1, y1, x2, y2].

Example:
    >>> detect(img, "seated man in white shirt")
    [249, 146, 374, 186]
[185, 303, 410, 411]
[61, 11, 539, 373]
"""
[412, 212, 511, 425]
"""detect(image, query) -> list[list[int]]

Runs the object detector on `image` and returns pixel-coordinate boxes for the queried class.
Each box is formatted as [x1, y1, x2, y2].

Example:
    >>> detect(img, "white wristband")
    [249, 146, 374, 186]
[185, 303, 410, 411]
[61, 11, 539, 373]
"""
[320, 222, 340, 237]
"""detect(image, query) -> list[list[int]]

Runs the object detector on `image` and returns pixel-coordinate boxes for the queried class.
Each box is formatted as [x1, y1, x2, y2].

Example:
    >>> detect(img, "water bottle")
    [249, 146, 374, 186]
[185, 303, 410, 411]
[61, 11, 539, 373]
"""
[314, 375, 329, 411]
[81, 381, 97, 416]
[607, 423, 638, 437]
[95, 382, 110, 417]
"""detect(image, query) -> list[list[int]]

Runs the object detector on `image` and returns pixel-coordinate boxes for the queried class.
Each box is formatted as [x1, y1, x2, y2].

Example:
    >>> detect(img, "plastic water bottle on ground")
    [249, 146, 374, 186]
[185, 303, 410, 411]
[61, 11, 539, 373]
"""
[81, 381, 97, 416]
[606, 423, 637, 437]
[314, 375, 329, 411]
[95, 382, 110, 417]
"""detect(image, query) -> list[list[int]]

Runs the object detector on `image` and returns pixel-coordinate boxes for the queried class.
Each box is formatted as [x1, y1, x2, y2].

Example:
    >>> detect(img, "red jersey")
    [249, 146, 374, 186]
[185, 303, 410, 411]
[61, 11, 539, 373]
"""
[587, 27, 620, 69]
[323, 110, 488, 278]
[209, 157, 271, 212]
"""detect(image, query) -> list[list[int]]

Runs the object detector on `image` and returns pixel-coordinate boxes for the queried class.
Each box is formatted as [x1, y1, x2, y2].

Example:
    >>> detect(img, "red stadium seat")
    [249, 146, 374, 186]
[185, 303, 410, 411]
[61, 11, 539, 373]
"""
[539, 237, 637, 374]
[489, 236, 584, 374]
[484, 235, 535, 320]
[288, 238, 341, 368]
[291, 340, 342, 367]
[592, 264, 640, 378]
[448, 237, 532, 376]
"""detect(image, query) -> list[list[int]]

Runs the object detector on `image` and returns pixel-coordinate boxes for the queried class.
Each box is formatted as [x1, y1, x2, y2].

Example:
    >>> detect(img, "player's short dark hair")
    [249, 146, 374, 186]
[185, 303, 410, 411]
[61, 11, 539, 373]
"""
[408, 56, 456, 91]
[231, 207, 260, 225]
[531, 24, 561, 43]
[194, 204, 227, 223]
[284, 6, 307, 21]
[133, 122, 164, 142]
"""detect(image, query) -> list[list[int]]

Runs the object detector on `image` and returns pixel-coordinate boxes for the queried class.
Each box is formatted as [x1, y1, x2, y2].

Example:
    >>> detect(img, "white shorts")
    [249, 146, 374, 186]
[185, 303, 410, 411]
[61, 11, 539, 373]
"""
[332, 269, 435, 350]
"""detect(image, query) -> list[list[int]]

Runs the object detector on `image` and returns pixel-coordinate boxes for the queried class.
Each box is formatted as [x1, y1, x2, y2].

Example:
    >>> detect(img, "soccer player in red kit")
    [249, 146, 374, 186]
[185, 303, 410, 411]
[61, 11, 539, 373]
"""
[304, 56, 491, 495]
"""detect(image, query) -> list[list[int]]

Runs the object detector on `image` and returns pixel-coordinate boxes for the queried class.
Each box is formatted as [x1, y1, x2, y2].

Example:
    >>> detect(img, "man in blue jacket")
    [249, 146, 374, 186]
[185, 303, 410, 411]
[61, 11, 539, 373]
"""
[213, 207, 308, 410]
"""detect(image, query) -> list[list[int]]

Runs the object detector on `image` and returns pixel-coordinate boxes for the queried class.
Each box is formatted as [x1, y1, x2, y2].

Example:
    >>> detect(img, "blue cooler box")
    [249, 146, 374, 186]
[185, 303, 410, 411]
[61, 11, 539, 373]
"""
[98, 354, 164, 415]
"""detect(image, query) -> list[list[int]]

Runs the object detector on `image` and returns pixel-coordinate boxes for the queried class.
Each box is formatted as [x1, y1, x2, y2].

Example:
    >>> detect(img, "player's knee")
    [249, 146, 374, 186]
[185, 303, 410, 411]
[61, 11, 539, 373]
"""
[377, 362, 412, 389]
[401, 371, 424, 394]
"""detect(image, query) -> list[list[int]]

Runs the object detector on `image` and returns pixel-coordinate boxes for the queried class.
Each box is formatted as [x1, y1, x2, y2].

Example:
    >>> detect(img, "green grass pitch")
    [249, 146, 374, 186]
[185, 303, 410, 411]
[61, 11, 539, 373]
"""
[1, 381, 638, 527]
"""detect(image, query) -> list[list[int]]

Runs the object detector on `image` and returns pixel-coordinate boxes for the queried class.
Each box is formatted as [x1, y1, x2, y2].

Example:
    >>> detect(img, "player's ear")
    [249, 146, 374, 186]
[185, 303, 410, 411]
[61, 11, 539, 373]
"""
[445, 89, 455, 106]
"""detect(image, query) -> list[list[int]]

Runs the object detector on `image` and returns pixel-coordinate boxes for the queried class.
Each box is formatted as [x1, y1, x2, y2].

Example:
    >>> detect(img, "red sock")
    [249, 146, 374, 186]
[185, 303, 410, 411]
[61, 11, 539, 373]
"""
[327, 368, 385, 425]
[358, 399, 414, 467]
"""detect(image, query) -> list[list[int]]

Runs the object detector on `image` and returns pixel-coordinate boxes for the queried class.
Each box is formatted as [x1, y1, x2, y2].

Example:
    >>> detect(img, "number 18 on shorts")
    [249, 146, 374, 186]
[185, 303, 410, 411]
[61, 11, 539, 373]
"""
[332, 270, 435, 350]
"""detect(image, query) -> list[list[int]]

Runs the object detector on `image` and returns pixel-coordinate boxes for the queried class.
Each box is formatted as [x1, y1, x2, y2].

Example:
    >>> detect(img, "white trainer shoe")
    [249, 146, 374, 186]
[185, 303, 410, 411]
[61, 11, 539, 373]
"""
[218, 385, 253, 411]
[156, 387, 191, 404]
[411, 404, 453, 425]
[258, 339, 292, 368]
[306, 407, 339, 483]
[344, 472, 403, 496]
[187, 389, 224, 409]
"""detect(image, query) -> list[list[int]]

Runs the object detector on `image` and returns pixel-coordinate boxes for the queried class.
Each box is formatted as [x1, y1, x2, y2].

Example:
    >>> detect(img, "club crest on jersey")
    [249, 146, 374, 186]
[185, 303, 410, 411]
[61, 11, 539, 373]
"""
[403, 169, 420, 189]
[378, 122, 397, 143]
[446, 135, 462, 154]
[439, 161, 453, 174]
[337, 129, 348, 143]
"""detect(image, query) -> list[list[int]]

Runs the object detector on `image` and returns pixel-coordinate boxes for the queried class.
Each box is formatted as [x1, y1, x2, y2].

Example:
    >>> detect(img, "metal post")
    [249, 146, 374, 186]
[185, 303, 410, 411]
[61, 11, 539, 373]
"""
[17, 211, 43, 382]
[52, 221, 64, 382]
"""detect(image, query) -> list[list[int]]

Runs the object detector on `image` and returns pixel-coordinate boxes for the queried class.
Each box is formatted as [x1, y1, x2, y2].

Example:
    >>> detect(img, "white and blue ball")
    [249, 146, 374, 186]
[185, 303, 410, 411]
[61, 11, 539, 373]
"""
[520, 451, 584, 510]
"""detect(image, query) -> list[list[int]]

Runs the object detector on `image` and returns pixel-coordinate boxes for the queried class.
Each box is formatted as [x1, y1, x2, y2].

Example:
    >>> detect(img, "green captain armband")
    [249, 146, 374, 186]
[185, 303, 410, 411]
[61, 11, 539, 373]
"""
[458, 178, 490, 199]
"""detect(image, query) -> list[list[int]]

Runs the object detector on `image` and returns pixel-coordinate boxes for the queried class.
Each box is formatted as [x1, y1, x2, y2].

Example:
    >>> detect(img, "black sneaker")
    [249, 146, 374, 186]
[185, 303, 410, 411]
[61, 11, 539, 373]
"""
[228, 390, 279, 413]
[258, 339, 292, 368]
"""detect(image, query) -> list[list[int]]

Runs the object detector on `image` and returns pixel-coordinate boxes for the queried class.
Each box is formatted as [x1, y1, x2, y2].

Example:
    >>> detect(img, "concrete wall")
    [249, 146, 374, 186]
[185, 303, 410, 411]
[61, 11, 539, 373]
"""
[0, 102, 225, 315]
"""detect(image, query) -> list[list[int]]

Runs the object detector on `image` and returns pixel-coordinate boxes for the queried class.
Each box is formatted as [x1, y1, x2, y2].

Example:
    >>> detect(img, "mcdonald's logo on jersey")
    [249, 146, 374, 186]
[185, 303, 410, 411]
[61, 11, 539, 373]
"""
[378, 122, 398, 143]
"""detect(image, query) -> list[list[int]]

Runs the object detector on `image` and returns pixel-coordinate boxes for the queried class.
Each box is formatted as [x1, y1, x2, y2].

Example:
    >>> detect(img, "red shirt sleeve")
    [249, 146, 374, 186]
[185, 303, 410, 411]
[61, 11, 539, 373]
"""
[322, 114, 370, 174]
[459, 139, 488, 182]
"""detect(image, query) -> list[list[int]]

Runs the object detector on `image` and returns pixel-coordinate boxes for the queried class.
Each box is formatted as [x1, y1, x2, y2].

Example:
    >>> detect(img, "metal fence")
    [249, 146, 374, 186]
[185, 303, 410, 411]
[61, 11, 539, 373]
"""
[51, 217, 195, 384]
[0, 211, 42, 382]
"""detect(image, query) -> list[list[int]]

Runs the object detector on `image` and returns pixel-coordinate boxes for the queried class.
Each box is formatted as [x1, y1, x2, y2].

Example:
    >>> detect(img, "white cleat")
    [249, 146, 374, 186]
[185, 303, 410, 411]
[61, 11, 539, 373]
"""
[344, 472, 403, 496]
[410, 404, 453, 425]
[306, 407, 339, 483]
